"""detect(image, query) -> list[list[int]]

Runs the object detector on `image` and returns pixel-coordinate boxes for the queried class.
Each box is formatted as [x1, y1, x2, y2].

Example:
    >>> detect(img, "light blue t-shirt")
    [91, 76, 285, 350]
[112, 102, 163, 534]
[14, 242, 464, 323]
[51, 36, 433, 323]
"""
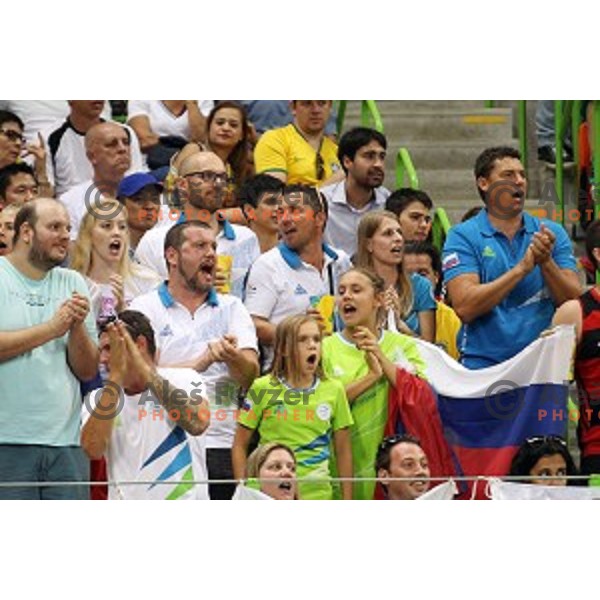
[0, 258, 97, 446]
[405, 272, 437, 335]
[442, 210, 577, 369]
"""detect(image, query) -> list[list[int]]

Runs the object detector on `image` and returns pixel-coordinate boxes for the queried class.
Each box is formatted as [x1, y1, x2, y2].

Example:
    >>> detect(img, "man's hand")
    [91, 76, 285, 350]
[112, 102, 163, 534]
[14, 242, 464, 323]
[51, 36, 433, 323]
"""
[105, 323, 128, 386]
[67, 292, 90, 327]
[530, 224, 556, 265]
[118, 321, 152, 382]
[208, 335, 239, 363]
[48, 301, 75, 338]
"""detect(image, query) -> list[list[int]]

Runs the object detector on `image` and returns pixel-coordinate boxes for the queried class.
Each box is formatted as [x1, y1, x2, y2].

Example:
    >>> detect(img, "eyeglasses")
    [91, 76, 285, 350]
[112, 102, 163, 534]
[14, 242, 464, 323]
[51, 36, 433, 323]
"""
[315, 153, 325, 181]
[0, 129, 26, 144]
[524, 435, 567, 447]
[183, 171, 229, 184]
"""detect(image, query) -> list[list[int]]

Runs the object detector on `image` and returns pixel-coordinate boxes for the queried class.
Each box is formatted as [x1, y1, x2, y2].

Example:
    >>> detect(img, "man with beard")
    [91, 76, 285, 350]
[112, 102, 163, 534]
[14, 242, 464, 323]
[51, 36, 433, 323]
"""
[442, 146, 581, 369]
[59, 121, 133, 241]
[130, 221, 258, 499]
[0, 198, 98, 499]
[134, 151, 260, 299]
[321, 127, 389, 257]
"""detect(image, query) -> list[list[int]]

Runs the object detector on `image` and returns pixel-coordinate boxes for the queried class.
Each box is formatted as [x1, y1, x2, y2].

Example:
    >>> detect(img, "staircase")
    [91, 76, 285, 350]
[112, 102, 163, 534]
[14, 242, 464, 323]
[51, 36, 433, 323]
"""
[341, 100, 578, 227]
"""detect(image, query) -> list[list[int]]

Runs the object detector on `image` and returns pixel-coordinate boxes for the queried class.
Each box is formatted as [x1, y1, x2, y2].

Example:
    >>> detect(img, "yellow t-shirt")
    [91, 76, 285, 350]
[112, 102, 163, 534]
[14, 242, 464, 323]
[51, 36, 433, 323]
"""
[254, 124, 340, 186]
[435, 301, 461, 360]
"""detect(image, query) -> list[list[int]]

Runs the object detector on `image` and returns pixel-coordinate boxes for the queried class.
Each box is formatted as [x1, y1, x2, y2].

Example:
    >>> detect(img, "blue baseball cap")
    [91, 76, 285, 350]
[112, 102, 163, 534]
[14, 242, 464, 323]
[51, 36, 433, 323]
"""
[117, 172, 163, 198]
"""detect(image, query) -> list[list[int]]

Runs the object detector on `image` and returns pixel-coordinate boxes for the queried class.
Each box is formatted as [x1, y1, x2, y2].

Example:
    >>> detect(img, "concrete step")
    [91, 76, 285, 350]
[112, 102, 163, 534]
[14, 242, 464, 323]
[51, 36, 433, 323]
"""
[392, 140, 518, 171]
[342, 100, 488, 115]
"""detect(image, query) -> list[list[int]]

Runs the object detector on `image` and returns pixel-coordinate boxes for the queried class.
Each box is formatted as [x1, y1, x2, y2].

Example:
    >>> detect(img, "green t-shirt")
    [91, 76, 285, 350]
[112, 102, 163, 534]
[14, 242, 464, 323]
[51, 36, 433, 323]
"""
[0, 259, 98, 446]
[322, 330, 426, 500]
[238, 375, 353, 500]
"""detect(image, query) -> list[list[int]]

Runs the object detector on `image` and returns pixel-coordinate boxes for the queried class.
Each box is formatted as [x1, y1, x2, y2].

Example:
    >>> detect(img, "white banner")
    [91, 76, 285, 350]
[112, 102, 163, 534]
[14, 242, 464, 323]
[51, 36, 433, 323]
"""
[416, 480, 458, 500]
[489, 479, 600, 500]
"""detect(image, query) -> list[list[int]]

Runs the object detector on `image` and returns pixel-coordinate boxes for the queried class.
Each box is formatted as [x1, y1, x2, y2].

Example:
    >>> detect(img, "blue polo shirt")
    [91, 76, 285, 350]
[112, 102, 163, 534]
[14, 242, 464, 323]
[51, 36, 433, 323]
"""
[442, 209, 577, 369]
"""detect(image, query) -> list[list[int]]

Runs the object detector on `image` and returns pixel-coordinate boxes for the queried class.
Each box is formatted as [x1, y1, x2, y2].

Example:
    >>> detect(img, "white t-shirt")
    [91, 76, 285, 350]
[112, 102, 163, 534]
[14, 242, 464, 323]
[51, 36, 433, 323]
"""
[130, 284, 258, 449]
[0, 101, 111, 143]
[44, 119, 146, 196]
[127, 101, 214, 139]
[82, 367, 208, 500]
[134, 219, 260, 299]
[58, 179, 98, 241]
[244, 243, 352, 368]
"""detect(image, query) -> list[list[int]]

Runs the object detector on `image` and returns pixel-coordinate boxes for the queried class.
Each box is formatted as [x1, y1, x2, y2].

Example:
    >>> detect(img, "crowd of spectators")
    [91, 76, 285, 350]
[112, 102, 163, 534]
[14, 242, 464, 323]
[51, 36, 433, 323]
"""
[0, 100, 597, 500]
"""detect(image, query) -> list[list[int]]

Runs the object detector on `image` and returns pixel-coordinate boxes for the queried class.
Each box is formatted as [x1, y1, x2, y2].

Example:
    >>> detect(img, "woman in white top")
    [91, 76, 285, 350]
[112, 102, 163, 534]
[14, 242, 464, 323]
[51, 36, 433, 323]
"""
[70, 198, 161, 322]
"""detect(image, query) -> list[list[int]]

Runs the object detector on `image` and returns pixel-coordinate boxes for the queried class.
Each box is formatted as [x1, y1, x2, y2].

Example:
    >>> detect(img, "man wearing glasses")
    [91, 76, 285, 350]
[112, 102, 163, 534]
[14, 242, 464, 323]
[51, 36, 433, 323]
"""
[134, 151, 260, 299]
[254, 101, 343, 187]
[0, 110, 52, 197]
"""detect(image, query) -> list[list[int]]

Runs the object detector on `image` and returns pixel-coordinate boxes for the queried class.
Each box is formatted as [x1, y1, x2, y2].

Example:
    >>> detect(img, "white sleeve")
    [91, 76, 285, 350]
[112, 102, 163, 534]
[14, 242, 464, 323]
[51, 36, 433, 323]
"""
[198, 101, 214, 117]
[134, 229, 168, 279]
[228, 299, 258, 352]
[127, 100, 150, 121]
[243, 258, 280, 320]
[123, 124, 147, 172]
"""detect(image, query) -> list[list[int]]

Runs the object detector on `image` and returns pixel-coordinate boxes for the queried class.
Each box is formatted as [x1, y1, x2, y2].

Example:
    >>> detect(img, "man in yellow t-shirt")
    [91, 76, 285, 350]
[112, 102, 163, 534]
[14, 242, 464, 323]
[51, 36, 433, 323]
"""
[254, 101, 342, 187]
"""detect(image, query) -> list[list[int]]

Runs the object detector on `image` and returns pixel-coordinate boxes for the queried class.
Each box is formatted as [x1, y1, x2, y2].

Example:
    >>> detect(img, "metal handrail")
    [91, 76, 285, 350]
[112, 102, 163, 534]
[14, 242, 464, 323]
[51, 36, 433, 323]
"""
[395, 147, 420, 189]
[336, 100, 384, 134]
[432, 207, 452, 253]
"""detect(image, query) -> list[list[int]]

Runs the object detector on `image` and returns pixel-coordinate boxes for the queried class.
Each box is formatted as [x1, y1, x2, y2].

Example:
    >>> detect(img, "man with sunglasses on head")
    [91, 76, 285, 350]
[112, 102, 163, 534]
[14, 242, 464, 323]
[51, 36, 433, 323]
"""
[134, 151, 260, 299]
[375, 434, 431, 500]
[254, 101, 343, 188]
[244, 184, 352, 371]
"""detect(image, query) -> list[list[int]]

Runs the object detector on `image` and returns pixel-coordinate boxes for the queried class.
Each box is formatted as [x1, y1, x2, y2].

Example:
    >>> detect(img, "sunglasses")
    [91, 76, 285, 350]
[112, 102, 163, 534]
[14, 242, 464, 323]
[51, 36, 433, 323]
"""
[0, 129, 26, 144]
[524, 435, 567, 447]
[378, 433, 421, 453]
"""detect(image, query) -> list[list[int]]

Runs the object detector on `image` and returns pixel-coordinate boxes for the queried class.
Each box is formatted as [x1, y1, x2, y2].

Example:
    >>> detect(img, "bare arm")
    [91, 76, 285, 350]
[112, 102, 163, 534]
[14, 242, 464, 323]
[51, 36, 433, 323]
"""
[551, 299, 583, 343]
[540, 261, 582, 306]
[128, 115, 160, 152]
[417, 310, 436, 343]
[252, 316, 277, 347]
[232, 424, 255, 481]
[0, 298, 76, 363]
[333, 428, 353, 500]
[447, 250, 534, 324]
[67, 321, 99, 382]
[184, 101, 207, 143]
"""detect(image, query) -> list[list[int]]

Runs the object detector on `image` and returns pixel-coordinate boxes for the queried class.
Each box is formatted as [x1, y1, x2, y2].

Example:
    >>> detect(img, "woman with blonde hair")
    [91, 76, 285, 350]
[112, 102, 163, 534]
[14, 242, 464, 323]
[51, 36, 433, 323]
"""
[355, 210, 436, 342]
[233, 442, 298, 500]
[70, 198, 161, 322]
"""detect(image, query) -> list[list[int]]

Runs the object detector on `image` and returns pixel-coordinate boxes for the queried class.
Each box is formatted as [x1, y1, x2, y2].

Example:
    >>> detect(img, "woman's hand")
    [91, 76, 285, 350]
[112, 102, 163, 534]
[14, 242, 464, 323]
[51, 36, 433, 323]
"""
[110, 274, 125, 311]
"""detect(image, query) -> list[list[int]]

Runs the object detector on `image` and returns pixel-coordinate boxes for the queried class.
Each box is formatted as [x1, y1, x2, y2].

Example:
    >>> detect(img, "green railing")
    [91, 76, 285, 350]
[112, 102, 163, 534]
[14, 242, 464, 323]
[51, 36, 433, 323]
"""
[395, 147, 419, 189]
[336, 100, 384, 134]
[395, 147, 450, 252]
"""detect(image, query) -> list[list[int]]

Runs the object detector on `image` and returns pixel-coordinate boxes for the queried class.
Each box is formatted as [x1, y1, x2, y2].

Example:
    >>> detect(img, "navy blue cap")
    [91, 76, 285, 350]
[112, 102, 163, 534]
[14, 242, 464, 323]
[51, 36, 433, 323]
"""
[117, 172, 163, 198]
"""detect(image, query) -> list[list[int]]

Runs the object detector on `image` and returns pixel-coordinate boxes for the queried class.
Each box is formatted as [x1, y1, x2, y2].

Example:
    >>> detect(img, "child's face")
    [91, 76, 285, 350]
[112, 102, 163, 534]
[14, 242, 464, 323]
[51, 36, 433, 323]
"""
[295, 320, 321, 377]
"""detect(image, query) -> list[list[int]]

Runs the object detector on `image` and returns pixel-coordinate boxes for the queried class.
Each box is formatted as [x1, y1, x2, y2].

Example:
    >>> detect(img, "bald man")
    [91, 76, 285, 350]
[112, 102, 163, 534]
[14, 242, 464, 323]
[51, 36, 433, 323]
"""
[134, 151, 260, 298]
[58, 121, 137, 240]
[44, 100, 145, 197]
[0, 198, 98, 499]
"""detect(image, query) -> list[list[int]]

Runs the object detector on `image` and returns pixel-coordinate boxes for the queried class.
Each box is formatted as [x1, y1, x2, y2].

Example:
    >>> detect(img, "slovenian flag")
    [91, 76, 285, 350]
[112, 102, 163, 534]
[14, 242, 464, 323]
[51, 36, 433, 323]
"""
[386, 326, 575, 499]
